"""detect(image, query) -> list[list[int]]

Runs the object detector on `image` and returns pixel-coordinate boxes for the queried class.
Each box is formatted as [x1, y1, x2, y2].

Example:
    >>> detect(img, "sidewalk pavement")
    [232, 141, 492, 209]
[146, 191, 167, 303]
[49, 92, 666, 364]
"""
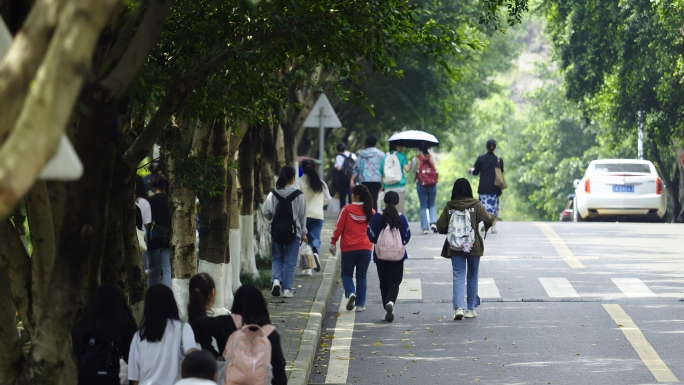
[265, 211, 340, 385]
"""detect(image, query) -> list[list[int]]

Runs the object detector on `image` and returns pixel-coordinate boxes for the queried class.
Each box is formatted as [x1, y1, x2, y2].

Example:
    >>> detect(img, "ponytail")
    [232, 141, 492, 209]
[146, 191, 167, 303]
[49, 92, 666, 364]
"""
[380, 191, 402, 230]
[187, 273, 216, 325]
[352, 184, 373, 222]
[276, 166, 296, 189]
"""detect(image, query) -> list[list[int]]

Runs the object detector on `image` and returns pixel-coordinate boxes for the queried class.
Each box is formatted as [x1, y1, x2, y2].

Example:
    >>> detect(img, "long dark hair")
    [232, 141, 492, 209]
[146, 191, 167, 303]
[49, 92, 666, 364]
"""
[188, 273, 216, 325]
[83, 283, 137, 341]
[380, 190, 402, 230]
[418, 142, 430, 155]
[276, 166, 296, 189]
[451, 178, 474, 200]
[139, 284, 180, 342]
[351, 184, 373, 222]
[135, 175, 148, 201]
[301, 159, 323, 193]
[230, 284, 271, 326]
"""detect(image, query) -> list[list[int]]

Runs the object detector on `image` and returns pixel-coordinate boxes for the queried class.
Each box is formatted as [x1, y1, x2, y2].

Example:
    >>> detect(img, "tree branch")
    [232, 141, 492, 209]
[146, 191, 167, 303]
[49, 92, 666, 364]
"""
[0, 221, 26, 385]
[25, 181, 55, 322]
[0, 0, 66, 147]
[99, 0, 152, 74]
[5, 218, 34, 339]
[0, 0, 120, 221]
[101, 0, 174, 100]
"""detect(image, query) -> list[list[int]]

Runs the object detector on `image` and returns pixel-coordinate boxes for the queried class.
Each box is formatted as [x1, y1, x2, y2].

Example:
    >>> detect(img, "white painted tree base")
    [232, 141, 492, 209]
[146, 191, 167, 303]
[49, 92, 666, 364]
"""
[240, 215, 259, 278]
[254, 202, 271, 261]
[172, 278, 190, 322]
[229, 228, 242, 292]
[198, 259, 234, 310]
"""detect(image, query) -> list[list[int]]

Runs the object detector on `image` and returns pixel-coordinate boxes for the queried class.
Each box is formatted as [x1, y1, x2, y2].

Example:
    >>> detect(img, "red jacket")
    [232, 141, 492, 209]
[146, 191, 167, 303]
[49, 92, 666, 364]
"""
[331, 203, 374, 253]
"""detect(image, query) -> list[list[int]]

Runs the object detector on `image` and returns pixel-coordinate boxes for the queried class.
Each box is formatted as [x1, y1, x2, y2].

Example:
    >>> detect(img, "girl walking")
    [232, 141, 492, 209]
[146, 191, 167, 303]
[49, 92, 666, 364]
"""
[298, 159, 332, 275]
[330, 184, 374, 312]
[436, 179, 494, 321]
[412, 142, 439, 234]
[469, 139, 504, 234]
[367, 191, 411, 322]
[263, 166, 307, 298]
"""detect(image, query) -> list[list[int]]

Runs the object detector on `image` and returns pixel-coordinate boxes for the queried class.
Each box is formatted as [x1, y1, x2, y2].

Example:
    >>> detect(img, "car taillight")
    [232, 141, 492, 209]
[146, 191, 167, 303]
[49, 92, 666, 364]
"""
[656, 178, 662, 195]
[585, 179, 590, 194]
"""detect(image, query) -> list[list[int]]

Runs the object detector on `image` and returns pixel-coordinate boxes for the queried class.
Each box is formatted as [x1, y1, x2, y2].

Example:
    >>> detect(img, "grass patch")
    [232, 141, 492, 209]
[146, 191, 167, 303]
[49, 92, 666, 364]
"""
[240, 270, 272, 291]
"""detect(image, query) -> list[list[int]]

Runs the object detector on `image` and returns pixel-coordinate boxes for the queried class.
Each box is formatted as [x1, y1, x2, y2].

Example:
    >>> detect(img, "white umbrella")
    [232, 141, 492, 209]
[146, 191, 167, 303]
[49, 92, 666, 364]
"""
[387, 130, 439, 148]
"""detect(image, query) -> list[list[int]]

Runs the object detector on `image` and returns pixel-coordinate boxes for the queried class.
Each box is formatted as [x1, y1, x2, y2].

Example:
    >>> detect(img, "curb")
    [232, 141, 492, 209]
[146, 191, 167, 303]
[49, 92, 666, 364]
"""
[288, 248, 340, 385]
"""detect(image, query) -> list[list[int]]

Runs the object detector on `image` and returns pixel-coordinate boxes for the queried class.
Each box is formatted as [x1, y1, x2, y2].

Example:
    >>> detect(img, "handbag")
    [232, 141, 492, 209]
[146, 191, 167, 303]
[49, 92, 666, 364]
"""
[494, 157, 507, 190]
[299, 244, 314, 270]
[136, 227, 147, 252]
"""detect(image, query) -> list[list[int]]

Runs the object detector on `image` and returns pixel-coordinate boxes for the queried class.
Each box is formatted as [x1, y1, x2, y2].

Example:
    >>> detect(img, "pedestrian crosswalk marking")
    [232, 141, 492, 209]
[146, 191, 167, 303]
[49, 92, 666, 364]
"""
[603, 304, 678, 382]
[534, 222, 586, 268]
[478, 278, 501, 298]
[611, 278, 657, 298]
[539, 278, 580, 297]
[397, 278, 422, 299]
[325, 299, 356, 383]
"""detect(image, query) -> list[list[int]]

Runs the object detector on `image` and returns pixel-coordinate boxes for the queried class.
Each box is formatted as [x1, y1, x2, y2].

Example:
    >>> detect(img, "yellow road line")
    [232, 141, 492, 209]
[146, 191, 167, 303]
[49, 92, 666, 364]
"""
[603, 304, 679, 382]
[534, 222, 585, 268]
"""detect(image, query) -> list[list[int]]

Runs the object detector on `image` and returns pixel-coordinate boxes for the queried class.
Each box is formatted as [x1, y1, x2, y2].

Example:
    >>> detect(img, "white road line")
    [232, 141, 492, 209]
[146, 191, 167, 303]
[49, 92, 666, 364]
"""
[539, 278, 580, 297]
[612, 278, 657, 298]
[325, 300, 356, 384]
[478, 278, 501, 298]
[534, 222, 586, 268]
[603, 304, 678, 382]
[397, 278, 422, 299]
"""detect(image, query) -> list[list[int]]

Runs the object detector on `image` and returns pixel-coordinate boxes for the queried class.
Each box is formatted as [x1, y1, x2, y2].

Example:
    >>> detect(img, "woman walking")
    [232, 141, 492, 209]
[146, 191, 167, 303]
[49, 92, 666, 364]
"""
[330, 184, 374, 312]
[147, 174, 172, 288]
[436, 179, 494, 320]
[128, 285, 197, 385]
[298, 159, 332, 275]
[367, 191, 411, 322]
[469, 139, 504, 234]
[263, 166, 307, 298]
[412, 142, 439, 234]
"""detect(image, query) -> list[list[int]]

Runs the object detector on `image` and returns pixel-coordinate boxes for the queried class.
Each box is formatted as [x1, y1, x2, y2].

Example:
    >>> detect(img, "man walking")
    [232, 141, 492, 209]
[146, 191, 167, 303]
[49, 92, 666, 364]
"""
[334, 142, 356, 209]
[350, 134, 385, 211]
[469, 139, 504, 234]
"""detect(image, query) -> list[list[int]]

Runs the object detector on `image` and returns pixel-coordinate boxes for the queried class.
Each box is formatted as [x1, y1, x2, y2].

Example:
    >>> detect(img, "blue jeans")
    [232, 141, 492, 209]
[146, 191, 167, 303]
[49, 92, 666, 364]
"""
[306, 218, 324, 254]
[340, 250, 372, 306]
[451, 255, 481, 310]
[271, 237, 300, 291]
[416, 183, 438, 230]
[148, 248, 171, 288]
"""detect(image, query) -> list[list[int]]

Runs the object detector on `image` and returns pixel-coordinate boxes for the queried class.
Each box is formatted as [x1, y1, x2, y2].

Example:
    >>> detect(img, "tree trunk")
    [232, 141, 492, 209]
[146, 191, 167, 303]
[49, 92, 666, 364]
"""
[650, 141, 682, 222]
[675, 144, 684, 222]
[228, 168, 242, 292]
[238, 126, 259, 278]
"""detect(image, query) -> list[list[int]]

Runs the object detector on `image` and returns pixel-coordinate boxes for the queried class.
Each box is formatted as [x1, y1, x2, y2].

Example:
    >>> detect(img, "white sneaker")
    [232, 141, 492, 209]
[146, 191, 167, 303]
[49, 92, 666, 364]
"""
[453, 308, 464, 320]
[385, 301, 395, 323]
[422, 229, 429, 235]
[282, 289, 293, 298]
[346, 293, 356, 311]
[271, 280, 281, 297]
[491, 224, 497, 234]
[355, 306, 366, 312]
[430, 223, 438, 233]
[464, 310, 477, 318]
[313, 253, 321, 272]
[301, 269, 313, 276]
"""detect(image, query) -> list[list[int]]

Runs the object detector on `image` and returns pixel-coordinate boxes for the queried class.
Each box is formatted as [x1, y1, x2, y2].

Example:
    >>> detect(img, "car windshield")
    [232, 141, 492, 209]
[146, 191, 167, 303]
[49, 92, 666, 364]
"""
[594, 163, 651, 174]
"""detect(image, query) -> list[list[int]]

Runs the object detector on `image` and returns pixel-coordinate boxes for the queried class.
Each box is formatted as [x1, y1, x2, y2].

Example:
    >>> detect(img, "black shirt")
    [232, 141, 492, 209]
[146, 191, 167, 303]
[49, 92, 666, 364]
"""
[472, 152, 504, 196]
[147, 193, 171, 250]
[192, 315, 288, 385]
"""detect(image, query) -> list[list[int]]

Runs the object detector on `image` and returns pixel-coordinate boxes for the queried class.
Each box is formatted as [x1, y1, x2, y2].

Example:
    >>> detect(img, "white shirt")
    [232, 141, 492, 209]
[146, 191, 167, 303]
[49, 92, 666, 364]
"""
[175, 378, 217, 385]
[129, 320, 197, 385]
[296, 175, 332, 220]
[334, 151, 356, 169]
[136, 198, 152, 225]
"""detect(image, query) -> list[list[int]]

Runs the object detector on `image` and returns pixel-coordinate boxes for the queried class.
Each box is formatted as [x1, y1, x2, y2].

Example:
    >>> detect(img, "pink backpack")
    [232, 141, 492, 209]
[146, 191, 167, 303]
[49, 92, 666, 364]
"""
[223, 314, 276, 385]
[375, 223, 406, 261]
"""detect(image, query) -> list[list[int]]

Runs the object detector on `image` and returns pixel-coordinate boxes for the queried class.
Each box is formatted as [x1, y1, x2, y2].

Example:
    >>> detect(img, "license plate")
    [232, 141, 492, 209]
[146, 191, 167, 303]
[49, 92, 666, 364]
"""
[612, 185, 634, 193]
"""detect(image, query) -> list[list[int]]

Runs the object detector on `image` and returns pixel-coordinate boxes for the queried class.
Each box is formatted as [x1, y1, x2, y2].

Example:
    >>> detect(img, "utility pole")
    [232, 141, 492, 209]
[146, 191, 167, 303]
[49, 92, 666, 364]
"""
[638, 110, 644, 160]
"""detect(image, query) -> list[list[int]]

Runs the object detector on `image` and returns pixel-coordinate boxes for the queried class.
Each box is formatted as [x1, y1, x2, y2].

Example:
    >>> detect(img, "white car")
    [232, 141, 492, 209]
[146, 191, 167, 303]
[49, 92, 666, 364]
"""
[573, 159, 667, 221]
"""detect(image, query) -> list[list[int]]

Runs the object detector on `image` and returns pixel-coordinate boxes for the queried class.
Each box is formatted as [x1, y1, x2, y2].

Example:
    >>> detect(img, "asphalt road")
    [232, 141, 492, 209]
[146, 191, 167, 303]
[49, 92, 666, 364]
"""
[310, 221, 684, 385]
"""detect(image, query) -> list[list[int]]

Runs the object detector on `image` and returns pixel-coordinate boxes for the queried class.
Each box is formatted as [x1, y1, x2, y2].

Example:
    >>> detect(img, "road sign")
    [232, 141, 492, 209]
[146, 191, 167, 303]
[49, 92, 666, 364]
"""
[302, 94, 342, 177]
[0, 16, 83, 181]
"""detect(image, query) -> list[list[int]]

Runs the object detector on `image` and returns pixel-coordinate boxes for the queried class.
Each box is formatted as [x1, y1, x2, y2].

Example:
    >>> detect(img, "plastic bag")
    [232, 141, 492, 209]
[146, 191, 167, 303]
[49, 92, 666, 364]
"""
[299, 244, 315, 270]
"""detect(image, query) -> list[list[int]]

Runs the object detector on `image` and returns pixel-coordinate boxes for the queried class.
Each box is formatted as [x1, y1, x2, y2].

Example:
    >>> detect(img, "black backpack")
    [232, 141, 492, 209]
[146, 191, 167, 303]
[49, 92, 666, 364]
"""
[341, 154, 355, 179]
[150, 223, 171, 247]
[77, 333, 121, 385]
[271, 189, 303, 244]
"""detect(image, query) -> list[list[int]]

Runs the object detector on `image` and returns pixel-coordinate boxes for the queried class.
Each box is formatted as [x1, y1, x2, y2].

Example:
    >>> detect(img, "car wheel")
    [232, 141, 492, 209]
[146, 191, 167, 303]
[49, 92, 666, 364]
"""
[573, 199, 584, 222]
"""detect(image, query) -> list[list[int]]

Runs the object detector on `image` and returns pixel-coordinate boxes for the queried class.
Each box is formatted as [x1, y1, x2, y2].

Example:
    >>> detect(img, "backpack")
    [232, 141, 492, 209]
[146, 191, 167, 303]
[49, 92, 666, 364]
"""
[223, 314, 276, 385]
[447, 208, 476, 253]
[375, 223, 406, 261]
[150, 223, 171, 247]
[382, 153, 402, 185]
[77, 332, 121, 385]
[341, 154, 355, 180]
[416, 154, 438, 187]
[270, 189, 303, 244]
